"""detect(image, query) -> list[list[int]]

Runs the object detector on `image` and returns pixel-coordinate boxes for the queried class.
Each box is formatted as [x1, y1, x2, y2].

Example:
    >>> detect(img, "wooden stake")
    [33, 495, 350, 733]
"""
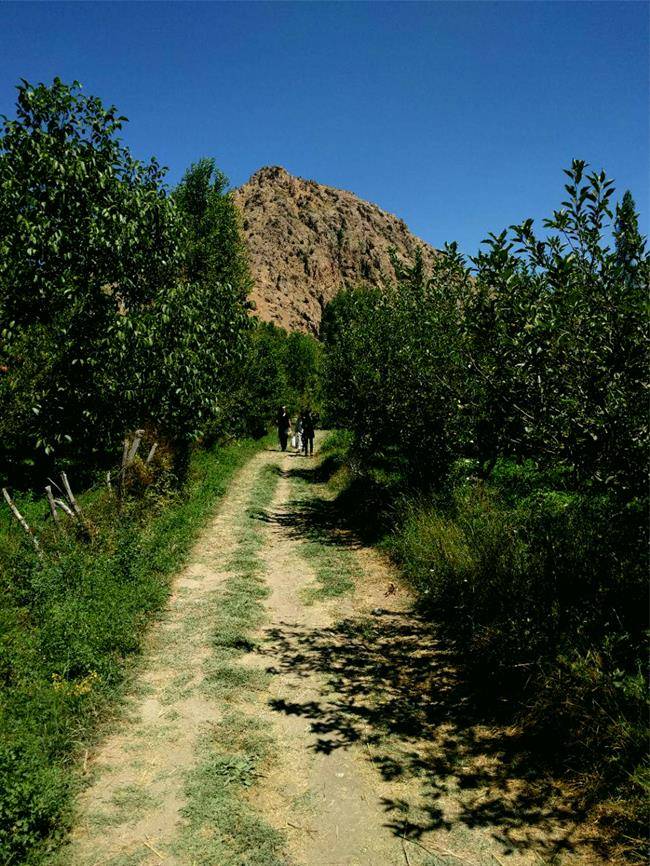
[47, 477, 63, 496]
[45, 485, 61, 528]
[54, 498, 74, 518]
[60, 472, 83, 521]
[121, 437, 130, 472]
[126, 429, 144, 467]
[2, 488, 42, 557]
[146, 442, 158, 464]
[106, 471, 113, 496]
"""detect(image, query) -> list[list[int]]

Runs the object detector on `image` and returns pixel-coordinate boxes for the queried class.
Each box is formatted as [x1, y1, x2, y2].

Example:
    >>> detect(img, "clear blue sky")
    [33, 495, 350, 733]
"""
[1, 1, 648, 255]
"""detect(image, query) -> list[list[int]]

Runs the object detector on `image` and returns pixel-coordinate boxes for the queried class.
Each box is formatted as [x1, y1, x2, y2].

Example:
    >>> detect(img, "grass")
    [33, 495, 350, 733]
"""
[323, 433, 649, 863]
[173, 461, 290, 865]
[298, 534, 357, 603]
[175, 715, 286, 866]
[289, 456, 360, 604]
[84, 785, 162, 830]
[0, 434, 272, 865]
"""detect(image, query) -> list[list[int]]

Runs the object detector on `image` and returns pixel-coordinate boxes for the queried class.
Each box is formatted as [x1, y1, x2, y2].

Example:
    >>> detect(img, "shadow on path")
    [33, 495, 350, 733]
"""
[261, 609, 592, 860]
[256, 458, 601, 862]
[254, 459, 361, 549]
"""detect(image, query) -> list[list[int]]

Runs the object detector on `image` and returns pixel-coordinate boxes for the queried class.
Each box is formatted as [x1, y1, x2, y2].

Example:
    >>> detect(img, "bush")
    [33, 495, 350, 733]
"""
[387, 461, 648, 852]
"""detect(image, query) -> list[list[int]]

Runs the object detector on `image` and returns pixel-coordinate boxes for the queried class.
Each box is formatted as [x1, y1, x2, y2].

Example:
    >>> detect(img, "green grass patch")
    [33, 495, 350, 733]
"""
[0, 435, 271, 865]
[298, 537, 357, 603]
[173, 461, 289, 865]
[175, 715, 286, 866]
[289, 466, 359, 604]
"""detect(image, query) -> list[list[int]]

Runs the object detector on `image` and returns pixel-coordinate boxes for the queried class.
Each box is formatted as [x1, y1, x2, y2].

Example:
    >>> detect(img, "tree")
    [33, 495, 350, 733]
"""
[0, 79, 182, 462]
[323, 160, 647, 497]
[0, 78, 181, 331]
[614, 190, 646, 273]
[0, 82, 259, 473]
[173, 158, 252, 296]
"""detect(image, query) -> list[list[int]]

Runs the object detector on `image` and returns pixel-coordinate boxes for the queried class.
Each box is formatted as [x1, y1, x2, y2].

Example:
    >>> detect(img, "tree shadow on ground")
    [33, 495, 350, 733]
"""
[274, 451, 397, 544]
[254, 461, 606, 863]
[278, 453, 343, 484]
[261, 611, 595, 860]
[255, 464, 362, 550]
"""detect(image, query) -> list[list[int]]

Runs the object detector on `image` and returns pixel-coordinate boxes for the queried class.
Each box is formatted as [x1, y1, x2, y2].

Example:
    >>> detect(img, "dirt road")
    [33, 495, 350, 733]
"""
[53, 436, 596, 866]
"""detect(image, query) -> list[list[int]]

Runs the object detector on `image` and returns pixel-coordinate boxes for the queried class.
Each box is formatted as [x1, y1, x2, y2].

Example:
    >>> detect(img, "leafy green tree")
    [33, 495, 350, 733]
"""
[229, 323, 322, 437]
[0, 82, 261, 475]
[232, 322, 291, 436]
[0, 79, 182, 462]
[614, 190, 646, 273]
[284, 330, 323, 412]
[323, 245, 470, 483]
[173, 158, 252, 295]
[500, 161, 648, 493]
[323, 159, 647, 496]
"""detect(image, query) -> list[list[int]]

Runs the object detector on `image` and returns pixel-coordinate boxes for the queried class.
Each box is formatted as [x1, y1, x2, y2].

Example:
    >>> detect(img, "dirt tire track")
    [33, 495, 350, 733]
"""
[53, 453, 269, 866]
[55, 436, 601, 866]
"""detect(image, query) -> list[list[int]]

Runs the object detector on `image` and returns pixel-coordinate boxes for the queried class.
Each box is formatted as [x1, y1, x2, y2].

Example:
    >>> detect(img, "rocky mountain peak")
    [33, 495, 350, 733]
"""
[233, 167, 438, 334]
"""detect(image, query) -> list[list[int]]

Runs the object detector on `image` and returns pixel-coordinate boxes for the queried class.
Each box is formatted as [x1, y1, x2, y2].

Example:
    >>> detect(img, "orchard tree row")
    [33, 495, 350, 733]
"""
[0, 78, 319, 485]
[321, 163, 648, 846]
[323, 160, 647, 499]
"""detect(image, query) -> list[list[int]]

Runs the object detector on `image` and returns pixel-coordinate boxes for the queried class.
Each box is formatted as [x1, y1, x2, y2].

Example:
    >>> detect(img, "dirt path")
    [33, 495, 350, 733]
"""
[56, 435, 599, 866]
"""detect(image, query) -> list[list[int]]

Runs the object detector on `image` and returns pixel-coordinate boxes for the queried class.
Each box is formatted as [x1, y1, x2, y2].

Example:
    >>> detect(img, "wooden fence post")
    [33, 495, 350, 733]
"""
[2, 487, 42, 557]
[60, 472, 84, 523]
[126, 429, 144, 468]
[54, 498, 74, 518]
[45, 485, 61, 529]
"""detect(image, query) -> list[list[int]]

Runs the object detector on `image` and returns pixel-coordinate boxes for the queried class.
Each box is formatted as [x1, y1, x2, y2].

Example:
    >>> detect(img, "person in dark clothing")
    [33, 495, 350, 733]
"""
[301, 410, 315, 456]
[276, 406, 291, 452]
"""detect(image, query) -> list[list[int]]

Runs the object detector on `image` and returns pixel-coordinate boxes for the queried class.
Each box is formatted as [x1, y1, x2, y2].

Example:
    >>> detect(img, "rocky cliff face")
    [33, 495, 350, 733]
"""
[233, 166, 438, 334]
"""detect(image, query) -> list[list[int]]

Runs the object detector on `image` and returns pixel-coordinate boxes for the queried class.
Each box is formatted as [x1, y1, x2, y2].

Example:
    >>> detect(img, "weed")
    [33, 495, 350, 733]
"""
[172, 460, 290, 865]
[0, 436, 269, 865]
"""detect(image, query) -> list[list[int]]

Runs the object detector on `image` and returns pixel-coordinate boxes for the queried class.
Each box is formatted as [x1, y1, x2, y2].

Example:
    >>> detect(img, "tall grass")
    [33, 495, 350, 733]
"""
[321, 432, 648, 861]
[389, 463, 648, 858]
[0, 436, 268, 865]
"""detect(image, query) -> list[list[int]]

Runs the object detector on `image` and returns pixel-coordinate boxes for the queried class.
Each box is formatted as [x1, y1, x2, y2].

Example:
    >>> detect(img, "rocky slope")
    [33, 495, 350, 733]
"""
[233, 166, 438, 334]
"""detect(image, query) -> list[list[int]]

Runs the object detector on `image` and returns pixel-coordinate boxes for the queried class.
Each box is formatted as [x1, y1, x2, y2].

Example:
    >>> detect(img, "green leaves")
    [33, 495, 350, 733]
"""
[0, 80, 254, 463]
[323, 160, 648, 500]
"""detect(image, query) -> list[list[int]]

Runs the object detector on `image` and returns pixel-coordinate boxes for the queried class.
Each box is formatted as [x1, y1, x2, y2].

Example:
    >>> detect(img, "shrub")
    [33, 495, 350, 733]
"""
[387, 462, 648, 851]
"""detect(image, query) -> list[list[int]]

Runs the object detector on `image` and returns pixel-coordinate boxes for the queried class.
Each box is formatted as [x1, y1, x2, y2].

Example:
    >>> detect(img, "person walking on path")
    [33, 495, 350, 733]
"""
[301, 410, 315, 457]
[295, 416, 304, 452]
[276, 406, 291, 452]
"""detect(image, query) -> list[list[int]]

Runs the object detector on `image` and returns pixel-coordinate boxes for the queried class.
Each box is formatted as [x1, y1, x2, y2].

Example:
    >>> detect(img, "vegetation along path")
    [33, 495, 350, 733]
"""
[53, 434, 600, 866]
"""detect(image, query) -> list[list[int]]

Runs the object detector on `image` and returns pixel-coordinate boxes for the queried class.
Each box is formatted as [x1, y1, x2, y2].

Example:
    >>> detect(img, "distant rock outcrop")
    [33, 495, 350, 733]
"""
[233, 166, 438, 334]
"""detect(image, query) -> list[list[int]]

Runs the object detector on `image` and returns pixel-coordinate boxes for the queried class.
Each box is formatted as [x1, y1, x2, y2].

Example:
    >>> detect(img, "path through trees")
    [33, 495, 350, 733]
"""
[54, 436, 600, 866]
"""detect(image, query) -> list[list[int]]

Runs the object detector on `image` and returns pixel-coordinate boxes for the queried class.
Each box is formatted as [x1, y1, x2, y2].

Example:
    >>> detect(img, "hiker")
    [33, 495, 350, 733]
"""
[294, 415, 304, 452]
[301, 409, 315, 457]
[276, 406, 291, 452]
